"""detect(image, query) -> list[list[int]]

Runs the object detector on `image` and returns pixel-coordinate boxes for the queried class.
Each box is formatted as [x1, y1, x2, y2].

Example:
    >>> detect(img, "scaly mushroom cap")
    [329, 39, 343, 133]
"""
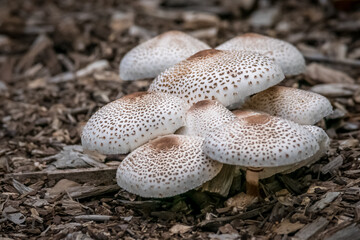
[182, 100, 237, 138]
[81, 92, 189, 154]
[119, 31, 210, 80]
[243, 86, 333, 125]
[216, 33, 305, 76]
[204, 114, 319, 168]
[149, 49, 284, 107]
[116, 135, 223, 198]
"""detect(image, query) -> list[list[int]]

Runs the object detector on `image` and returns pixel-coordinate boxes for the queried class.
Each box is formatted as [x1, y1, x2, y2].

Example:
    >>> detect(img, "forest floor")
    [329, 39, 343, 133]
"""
[1, 0, 360, 239]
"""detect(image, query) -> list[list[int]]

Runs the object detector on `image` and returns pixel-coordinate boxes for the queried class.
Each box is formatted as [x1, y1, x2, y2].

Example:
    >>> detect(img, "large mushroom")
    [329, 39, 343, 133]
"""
[203, 113, 320, 196]
[116, 134, 223, 198]
[216, 33, 305, 76]
[81, 92, 189, 154]
[119, 31, 210, 80]
[149, 49, 284, 107]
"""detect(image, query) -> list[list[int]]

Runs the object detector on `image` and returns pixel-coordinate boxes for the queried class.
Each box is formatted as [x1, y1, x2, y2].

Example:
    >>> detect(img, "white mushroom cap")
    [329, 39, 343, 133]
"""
[116, 135, 223, 198]
[182, 100, 237, 138]
[243, 86, 333, 125]
[149, 49, 284, 107]
[119, 30, 210, 80]
[81, 92, 189, 154]
[216, 33, 305, 76]
[204, 114, 319, 169]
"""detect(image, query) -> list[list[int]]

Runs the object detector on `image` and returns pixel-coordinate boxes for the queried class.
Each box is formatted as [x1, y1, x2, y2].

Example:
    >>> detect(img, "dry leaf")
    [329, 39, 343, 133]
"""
[169, 224, 193, 234]
[225, 192, 258, 209]
[47, 179, 81, 196]
[274, 219, 304, 235]
[306, 63, 355, 84]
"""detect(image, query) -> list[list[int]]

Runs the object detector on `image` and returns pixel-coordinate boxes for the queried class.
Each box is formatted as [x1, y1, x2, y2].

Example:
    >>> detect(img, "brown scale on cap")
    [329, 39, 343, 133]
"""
[189, 99, 215, 110]
[116, 135, 223, 198]
[243, 86, 333, 125]
[243, 114, 271, 125]
[149, 136, 180, 151]
[232, 109, 263, 119]
[149, 50, 284, 107]
[241, 33, 266, 38]
[187, 49, 221, 60]
[121, 91, 148, 100]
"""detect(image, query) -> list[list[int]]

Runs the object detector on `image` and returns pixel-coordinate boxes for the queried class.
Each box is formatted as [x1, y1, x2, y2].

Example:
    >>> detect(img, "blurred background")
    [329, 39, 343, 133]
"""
[1, 1, 360, 239]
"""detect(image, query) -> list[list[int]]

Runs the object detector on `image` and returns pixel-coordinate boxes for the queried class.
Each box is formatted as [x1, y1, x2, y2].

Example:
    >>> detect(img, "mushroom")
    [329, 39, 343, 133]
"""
[81, 92, 189, 154]
[119, 30, 210, 80]
[216, 33, 305, 76]
[179, 99, 238, 196]
[182, 99, 237, 138]
[203, 113, 319, 196]
[116, 134, 223, 198]
[231, 110, 330, 179]
[149, 49, 284, 107]
[242, 86, 333, 125]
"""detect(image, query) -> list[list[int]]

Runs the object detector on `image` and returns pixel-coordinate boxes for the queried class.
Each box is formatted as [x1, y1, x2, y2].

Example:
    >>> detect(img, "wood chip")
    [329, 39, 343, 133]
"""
[5, 167, 117, 184]
[324, 223, 360, 240]
[294, 217, 329, 240]
[274, 219, 305, 235]
[308, 192, 341, 213]
[321, 155, 344, 174]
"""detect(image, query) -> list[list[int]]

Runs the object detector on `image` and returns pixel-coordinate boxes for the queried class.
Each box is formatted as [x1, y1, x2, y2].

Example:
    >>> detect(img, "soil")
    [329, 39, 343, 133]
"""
[1, 0, 360, 239]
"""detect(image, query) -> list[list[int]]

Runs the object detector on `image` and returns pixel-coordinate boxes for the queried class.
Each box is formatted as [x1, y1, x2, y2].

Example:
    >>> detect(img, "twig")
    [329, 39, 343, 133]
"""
[304, 53, 360, 67]
[4, 167, 117, 184]
[74, 215, 114, 222]
[197, 201, 275, 228]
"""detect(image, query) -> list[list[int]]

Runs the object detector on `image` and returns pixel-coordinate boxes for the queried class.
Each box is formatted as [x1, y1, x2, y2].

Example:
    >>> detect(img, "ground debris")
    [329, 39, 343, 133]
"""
[1, 0, 359, 238]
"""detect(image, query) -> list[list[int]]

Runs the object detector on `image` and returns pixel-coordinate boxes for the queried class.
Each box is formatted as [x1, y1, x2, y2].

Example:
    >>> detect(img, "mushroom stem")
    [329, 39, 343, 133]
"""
[200, 164, 236, 197]
[246, 168, 262, 196]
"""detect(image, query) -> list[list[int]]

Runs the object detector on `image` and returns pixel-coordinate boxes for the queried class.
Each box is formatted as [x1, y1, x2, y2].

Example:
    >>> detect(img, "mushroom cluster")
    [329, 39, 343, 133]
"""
[82, 31, 333, 199]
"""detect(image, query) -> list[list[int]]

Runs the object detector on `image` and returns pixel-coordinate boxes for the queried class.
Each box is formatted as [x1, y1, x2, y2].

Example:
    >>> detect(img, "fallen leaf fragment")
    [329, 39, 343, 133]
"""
[274, 219, 305, 235]
[169, 224, 193, 234]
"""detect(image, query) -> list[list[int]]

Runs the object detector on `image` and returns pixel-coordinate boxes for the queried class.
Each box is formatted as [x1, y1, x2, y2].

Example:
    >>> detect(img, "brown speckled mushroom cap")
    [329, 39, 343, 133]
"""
[216, 33, 305, 76]
[81, 92, 189, 154]
[116, 135, 223, 198]
[204, 114, 319, 168]
[242, 86, 333, 125]
[182, 100, 237, 138]
[149, 49, 284, 107]
[258, 125, 330, 178]
[119, 31, 210, 80]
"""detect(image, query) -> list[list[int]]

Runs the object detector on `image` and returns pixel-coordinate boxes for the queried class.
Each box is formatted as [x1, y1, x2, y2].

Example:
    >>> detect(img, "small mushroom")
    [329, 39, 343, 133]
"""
[119, 30, 210, 80]
[116, 134, 223, 198]
[203, 113, 319, 196]
[81, 92, 189, 154]
[242, 86, 333, 125]
[149, 49, 284, 107]
[182, 100, 237, 138]
[216, 33, 305, 76]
